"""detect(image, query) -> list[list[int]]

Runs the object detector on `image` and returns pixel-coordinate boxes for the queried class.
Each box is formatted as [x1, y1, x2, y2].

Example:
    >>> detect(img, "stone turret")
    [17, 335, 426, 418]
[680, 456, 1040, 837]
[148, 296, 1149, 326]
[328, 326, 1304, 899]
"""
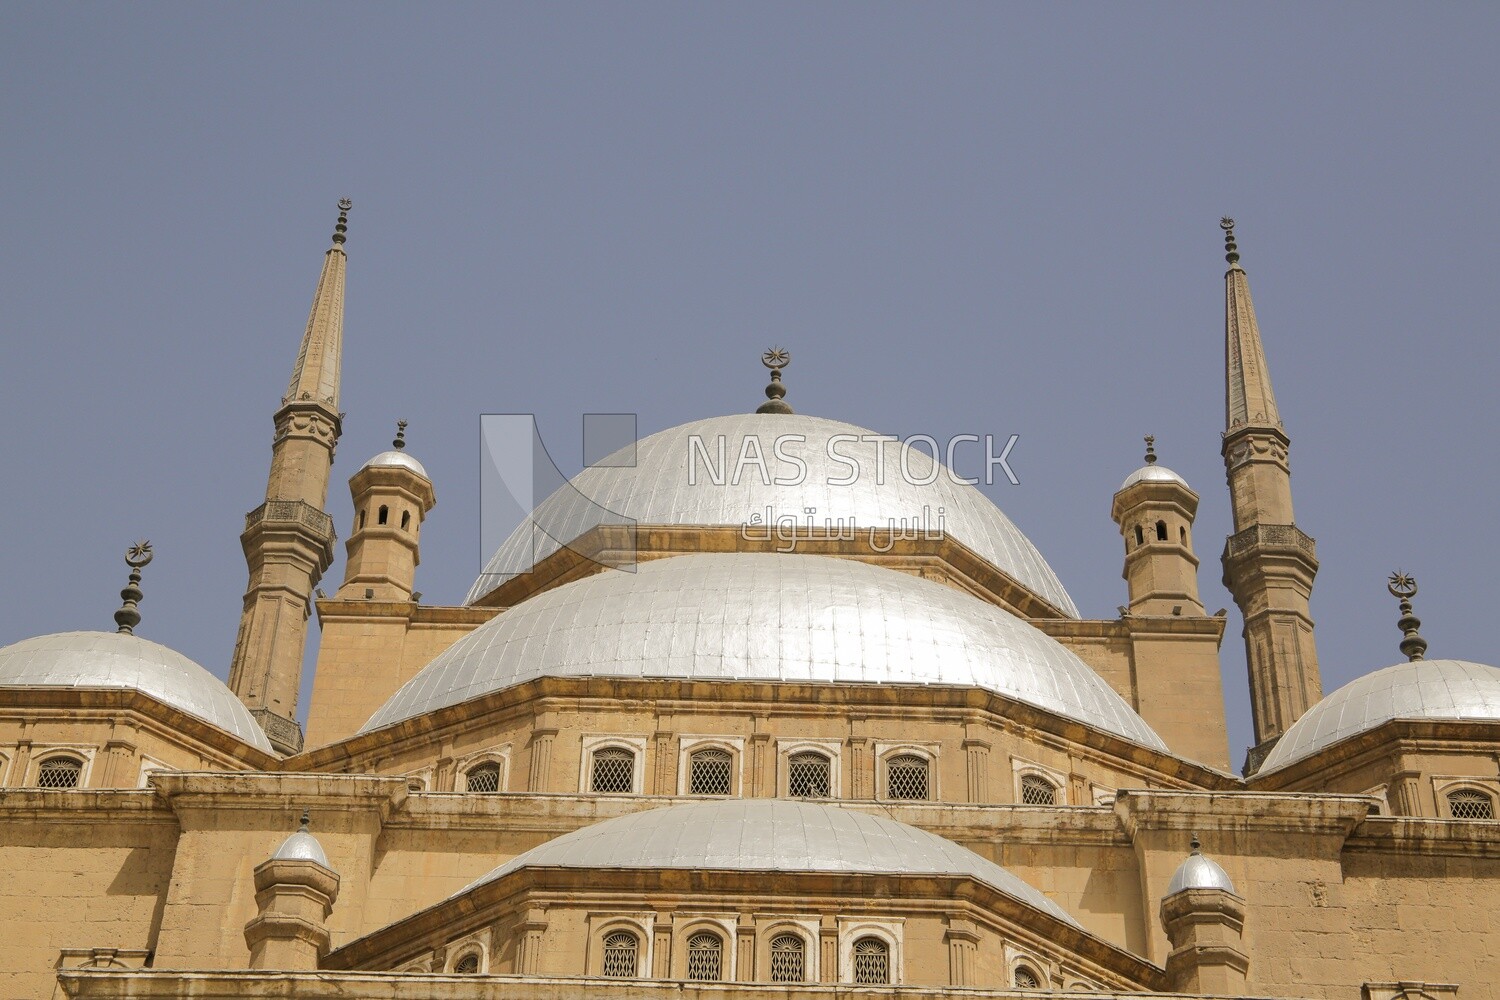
[1159, 835, 1248, 993]
[336, 421, 436, 601]
[1111, 437, 1205, 616]
[244, 813, 340, 970]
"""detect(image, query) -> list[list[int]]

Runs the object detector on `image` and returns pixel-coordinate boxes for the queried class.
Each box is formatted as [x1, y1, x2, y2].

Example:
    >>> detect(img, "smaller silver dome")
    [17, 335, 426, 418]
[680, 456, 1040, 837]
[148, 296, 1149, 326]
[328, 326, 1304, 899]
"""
[0, 631, 273, 752]
[463, 799, 1077, 925]
[1120, 464, 1189, 491]
[1166, 849, 1236, 895]
[1260, 659, 1500, 773]
[272, 828, 331, 868]
[362, 449, 428, 478]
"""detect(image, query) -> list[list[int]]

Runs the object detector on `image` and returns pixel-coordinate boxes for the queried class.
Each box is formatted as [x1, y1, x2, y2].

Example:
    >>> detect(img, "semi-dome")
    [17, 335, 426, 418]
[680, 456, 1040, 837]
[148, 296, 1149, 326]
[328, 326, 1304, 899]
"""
[468, 413, 1078, 617]
[1260, 658, 1500, 773]
[462, 798, 1077, 926]
[366, 553, 1165, 749]
[0, 631, 274, 753]
[1119, 463, 1189, 490]
[362, 449, 428, 478]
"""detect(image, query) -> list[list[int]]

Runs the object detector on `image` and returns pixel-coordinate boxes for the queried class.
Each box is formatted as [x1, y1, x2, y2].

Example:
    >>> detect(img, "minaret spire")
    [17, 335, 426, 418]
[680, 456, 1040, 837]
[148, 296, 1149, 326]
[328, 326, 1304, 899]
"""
[1217, 219, 1322, 772]
[228, 200, 350, 754]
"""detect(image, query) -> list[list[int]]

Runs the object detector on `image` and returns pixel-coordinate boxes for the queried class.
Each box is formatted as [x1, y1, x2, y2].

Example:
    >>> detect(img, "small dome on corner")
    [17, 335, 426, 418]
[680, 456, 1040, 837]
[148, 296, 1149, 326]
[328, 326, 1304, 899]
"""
[1120, 463, 1189, 491]
[361, 449, 428, 478]
[271, 821, 331, 868]
[1166, 844, 1236, 895]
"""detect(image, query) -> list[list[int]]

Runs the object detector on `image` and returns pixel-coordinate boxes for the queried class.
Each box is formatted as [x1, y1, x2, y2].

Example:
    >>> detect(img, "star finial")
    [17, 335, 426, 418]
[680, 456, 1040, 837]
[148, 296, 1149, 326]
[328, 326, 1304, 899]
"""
[1388, 571, 1427, 661]
[393, 420, 408, 450]
[1144, 435, 1157, 465]
[114, 541, 153, 635]
[1220, 217, 1240, 267]
[755, 347, 793, 415]
[331, 198, 352, 246]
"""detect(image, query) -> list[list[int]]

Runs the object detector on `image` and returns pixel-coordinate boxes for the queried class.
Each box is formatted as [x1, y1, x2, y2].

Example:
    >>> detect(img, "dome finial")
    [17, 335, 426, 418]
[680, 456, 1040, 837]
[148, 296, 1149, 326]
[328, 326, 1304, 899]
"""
[1388, 571, 1427, 661]
[299, 809, 311, 832]
[1220, 216, 1240, 267]
[392, 419, 408, 450]
[114, 541, 153, 635]
[1144, 435, 1158, 465]
[756, 347, 793, 415]
[331, 198, 352, 247]
[1189, 832, 1202, 855]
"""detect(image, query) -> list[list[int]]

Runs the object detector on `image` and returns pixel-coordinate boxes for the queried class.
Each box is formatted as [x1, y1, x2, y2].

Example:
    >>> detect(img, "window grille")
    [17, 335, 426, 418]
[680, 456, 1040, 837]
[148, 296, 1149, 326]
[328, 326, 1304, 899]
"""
[453, 953, 481, 974]
[788, 751, 831, 797]
[601, 931, 639, 977]
[591, 747, 635, 794]
[1020, 774, 1057, 805]
[851, 937, 889, 984]
[769, 934, 805, 982]
[886, 754, 929, 800]
[465, 762, 501, 793]
[1448, 788, 1495, 820]
[1014, 966, 1041, 988]
[689, 748, 733, 796]
[37, 756, 82, 789]
[686, 932, 723, 981]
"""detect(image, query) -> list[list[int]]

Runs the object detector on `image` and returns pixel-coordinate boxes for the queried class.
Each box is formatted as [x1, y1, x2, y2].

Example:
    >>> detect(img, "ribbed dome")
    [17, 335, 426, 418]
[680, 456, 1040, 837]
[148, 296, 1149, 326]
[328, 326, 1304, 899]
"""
[362, 449, 428, 478]
[468, 414, 1078, 617]
[462, 799, 1078, 926]
[1166, 851, 1236, 895]
[0, 631, 273, 752]
[272, 828, 331, 867]
[1260, 659, 1500, 773]
[366, 554, 1164, 748]
[1119, 464, 1189, 490]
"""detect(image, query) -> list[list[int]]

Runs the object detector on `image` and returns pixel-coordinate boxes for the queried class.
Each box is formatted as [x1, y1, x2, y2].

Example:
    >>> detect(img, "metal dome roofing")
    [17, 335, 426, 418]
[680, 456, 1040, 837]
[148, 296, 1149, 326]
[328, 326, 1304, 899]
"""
[463, 798, 1078, 926]
[467, 413, 1078, 617]
[1119, 463, 1189, 490]
[365, 553, 1165, 749]
[0, 631, 274, 752]
[362, 449, 428, 478]
[272, 828, 331, 867]
[1166, 851, 1236, 895]
[1260, 658, 1500, 773]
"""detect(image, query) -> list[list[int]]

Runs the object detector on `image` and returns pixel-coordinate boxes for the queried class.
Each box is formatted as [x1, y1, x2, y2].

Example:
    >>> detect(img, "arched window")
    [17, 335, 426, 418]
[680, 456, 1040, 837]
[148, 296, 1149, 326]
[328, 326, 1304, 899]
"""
[591, 747, 635, 794]
[1155, 520, 1168, 541]
[788, 751, 831, 798]
[601, 930, 639, 978]
[769, 933, 805, 982]
[1447, 788, 1496, 820]
[1020, 773, 1058, 806]
[851, 937, 889, 984]
[1134, 525, 1144, 546]
[686, 931, 723, 981]
[464, 761, 502, 793]
[1014, 965, 1042, 988]
[1179, 525, 1187, 545]
[453, 952, 481, 974]
[378, 505, 389, 525]
[401, 510, 411, 530]
[358, 509, 366, 530]
[36, 756, 83, 789]
[886, 754, 929, 800]
[689, 747, 733, 796]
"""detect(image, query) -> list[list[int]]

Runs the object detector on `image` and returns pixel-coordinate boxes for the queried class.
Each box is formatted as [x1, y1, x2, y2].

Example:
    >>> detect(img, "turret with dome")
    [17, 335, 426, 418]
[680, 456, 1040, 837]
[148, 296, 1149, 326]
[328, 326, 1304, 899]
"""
[4, 208, 1499, 1000]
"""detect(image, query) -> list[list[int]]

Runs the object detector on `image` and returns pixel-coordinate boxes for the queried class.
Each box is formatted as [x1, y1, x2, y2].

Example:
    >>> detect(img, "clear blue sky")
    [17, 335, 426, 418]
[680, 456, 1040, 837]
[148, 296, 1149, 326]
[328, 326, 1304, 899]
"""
[3, 4, 1496, 762]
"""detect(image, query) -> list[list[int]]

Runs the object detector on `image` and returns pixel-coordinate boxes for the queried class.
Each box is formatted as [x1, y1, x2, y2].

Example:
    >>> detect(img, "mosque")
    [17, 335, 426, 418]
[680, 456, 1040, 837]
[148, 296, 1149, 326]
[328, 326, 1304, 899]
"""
[3, 203, 1496, 1000]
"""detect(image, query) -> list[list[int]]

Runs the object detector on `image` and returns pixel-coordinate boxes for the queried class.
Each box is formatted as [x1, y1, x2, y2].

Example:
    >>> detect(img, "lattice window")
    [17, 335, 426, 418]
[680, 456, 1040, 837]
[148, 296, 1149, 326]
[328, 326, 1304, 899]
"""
[886, 754, 929, 800]
[788, 751, 831, 798]
[1020, 773, 1057, 805]
[465, 761, 501, 793]
[852, 937, 889, 984]
[686, 932, 723, 981]
[36, 756, 82, 789]
[453, 952, 481, 974]
[1448, 788, 1495, 820]
[689, 748, 733, 796]
[602, 930, 639, 977]
[1014, 965, 1041, 988]
[591, 747, 635, 794]
[769, 933, 805, 982]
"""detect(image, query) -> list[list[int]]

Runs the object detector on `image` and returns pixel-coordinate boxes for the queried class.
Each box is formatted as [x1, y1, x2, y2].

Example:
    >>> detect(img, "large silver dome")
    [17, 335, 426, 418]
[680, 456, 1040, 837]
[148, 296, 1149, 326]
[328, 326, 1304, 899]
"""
[0, 631, 274, 752]
[462, 798, 1078, 926]
[468, 413, 1078, 617]
[367, 553, 1163, 748]
[1260, 658, 1500, 773]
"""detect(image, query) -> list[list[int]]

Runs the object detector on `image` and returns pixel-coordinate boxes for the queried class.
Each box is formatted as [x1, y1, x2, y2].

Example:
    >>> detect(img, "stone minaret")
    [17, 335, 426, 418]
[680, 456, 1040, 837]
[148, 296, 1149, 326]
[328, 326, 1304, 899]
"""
[228, 200, 350, 754]
[1216, 219, 1321, 768]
